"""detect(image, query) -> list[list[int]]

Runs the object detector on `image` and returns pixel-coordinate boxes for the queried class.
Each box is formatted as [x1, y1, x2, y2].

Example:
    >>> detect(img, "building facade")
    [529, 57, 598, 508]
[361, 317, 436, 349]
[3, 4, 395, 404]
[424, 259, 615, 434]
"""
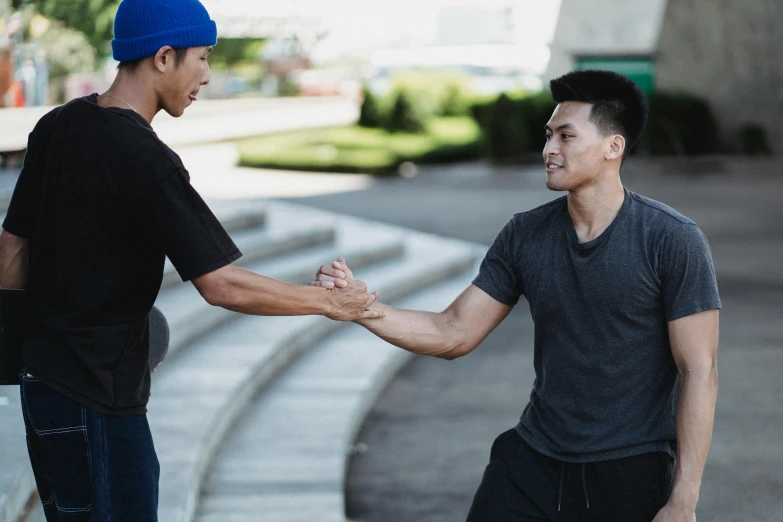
[655, 0, 783, 153]
[546, 0, 783, 153]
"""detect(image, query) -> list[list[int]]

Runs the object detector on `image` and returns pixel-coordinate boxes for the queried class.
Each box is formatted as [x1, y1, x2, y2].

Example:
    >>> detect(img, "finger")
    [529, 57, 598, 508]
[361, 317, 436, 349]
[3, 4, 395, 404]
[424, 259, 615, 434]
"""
[309, 280, 335, 289]
[318, 265, 347, 279]
[317, 274, 348, 287]
[364, 291, 379, 307]
[360, 309, 386, 320]
[332, 260, 354, 279]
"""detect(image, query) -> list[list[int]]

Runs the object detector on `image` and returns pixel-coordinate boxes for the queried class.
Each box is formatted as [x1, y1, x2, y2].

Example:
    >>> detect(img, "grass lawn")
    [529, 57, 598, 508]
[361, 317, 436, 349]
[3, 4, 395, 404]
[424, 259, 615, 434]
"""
[237, 117, 482, 175]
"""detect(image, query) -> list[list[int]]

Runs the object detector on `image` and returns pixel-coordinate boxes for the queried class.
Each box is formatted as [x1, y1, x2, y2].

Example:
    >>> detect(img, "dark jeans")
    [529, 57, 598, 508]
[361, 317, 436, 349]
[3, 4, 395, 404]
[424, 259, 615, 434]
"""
[20, 374, 160, 521]
[466, 429, 674, 522]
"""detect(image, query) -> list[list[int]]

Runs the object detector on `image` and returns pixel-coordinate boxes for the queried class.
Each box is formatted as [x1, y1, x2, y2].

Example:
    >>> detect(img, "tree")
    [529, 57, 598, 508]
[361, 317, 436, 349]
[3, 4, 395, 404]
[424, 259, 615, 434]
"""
[12, 0, 120, 55]
[358, 86, 382, 128]
[384, 91, 426, 134]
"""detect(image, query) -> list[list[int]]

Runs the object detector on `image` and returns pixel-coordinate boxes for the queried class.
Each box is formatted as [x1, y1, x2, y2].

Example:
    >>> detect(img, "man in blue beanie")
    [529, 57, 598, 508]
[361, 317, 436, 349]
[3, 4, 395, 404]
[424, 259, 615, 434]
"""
[0, 0, 382, 520]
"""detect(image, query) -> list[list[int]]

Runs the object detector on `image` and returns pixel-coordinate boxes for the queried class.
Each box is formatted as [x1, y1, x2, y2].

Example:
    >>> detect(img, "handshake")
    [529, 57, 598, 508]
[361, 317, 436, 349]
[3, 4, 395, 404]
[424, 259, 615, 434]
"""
[310, 256, 385, 322]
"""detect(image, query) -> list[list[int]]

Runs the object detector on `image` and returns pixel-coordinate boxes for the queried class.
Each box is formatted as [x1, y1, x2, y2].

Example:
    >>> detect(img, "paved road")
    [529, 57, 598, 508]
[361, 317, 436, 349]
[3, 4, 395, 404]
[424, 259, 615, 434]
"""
[289, 157, 783, 522]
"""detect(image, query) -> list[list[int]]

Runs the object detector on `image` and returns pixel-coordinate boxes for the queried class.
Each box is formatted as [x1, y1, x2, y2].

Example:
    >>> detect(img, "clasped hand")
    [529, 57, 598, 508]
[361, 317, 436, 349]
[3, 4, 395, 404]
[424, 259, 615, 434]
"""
[312, 257, 383, 321]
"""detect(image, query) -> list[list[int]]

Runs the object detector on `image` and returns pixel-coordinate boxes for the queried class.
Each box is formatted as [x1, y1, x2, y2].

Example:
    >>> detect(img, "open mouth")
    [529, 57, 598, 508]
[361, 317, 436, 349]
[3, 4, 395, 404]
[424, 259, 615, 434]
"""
[546, 162, 562, 170]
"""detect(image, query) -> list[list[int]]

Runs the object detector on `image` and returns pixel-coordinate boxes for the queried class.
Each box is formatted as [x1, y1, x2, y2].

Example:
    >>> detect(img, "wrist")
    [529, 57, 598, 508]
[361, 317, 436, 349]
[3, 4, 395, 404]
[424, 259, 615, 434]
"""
[668, 483, 699, 511]
[312, 286, 338, 317]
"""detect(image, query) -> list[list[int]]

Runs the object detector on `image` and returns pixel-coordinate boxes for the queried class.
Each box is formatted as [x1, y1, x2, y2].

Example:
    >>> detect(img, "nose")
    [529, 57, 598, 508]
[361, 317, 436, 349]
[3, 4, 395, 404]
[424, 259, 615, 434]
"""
[543, 137, 559, 160]
[201, 61, 211, 86]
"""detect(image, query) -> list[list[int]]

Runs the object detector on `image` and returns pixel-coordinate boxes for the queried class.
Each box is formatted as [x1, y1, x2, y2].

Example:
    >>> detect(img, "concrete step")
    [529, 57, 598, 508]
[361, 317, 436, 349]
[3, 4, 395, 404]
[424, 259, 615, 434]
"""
[148, 231, 481, 522]
[195, 258, 481, 522]
[154, 211, 406, 363]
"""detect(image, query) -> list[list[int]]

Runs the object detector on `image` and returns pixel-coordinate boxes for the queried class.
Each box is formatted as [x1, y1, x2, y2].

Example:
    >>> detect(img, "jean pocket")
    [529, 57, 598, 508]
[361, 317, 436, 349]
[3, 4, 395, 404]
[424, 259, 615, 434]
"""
[21, 378, 84, 435]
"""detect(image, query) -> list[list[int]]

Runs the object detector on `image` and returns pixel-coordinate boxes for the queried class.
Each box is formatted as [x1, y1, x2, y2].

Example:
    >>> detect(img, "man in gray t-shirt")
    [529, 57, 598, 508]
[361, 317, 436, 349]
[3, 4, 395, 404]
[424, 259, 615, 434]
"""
[316, 70, 720, 522]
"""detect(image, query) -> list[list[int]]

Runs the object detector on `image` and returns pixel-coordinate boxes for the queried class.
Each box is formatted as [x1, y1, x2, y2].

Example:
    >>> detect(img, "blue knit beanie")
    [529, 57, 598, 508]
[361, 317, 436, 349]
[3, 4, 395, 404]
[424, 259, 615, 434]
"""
[112, 0, 217, 62]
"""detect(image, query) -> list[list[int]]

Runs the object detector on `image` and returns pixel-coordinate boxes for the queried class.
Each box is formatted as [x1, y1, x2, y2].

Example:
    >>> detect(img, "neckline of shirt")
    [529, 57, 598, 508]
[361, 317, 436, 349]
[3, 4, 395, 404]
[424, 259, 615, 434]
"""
[563, 188, 632, 252]
[83, 93, 152, 130]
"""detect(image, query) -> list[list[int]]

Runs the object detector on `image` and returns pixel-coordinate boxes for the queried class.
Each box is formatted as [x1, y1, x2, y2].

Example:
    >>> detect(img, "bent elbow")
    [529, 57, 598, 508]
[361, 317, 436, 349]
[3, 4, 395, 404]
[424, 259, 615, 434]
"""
[194, 268, 237, 309]
[437, 340, 470, 361]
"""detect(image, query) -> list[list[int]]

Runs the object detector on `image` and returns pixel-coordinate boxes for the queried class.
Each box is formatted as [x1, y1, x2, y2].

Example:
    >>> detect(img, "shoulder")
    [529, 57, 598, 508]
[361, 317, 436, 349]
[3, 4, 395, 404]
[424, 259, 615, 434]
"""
[629, 191, 695, 226]
[524, 196, 568, 220]
[494, 196, 566, 250]
[29, 105, 65, 139]
[627, 192, 711, 250]
[505, 196, 567, 230]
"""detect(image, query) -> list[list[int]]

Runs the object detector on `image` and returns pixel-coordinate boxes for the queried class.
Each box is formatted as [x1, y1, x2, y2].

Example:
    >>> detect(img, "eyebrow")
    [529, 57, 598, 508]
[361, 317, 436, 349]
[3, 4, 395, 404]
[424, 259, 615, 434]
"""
[545, 123, 575, 133]
[205, 47, 214, 55]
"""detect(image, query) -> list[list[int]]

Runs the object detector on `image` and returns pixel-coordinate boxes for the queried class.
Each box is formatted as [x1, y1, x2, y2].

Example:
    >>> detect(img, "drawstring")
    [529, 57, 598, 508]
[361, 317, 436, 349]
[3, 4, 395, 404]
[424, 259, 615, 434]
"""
[558, 463, 591, 512]
[557, 463, 565, 512]
[581, 463, 591, 509]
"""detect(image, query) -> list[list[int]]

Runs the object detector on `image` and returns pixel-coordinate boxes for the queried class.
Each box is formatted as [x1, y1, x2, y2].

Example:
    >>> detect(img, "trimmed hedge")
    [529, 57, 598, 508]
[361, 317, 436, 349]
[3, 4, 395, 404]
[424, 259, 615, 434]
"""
[644, 92, 719, 155]
[470, 92, 556, 162]
[469, 89, 722, 161]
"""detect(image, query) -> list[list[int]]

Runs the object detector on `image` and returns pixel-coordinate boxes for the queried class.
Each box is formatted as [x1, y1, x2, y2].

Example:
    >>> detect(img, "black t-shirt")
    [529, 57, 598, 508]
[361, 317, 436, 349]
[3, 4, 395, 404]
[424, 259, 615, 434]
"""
[473, 190, 721, 463]
[3, 94, 241, 415]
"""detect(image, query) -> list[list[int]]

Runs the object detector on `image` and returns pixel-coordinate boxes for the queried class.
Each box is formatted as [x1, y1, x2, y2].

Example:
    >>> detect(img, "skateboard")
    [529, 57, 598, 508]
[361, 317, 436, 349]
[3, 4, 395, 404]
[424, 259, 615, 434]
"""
[148, 305, 169, 372]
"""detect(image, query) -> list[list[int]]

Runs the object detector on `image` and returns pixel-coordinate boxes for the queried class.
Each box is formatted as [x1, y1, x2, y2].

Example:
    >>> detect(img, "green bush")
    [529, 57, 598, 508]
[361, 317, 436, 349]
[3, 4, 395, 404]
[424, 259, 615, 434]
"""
[384, 91, 427, 134]
[645, 92, 719, 155]
[487, 94, 523, 162]
[388, 69, 475, 119]
[471, 89, 722, 159]
[358, 87, 383, 128]
[470, 91, 557, 162]
[738, 123, 771, 156]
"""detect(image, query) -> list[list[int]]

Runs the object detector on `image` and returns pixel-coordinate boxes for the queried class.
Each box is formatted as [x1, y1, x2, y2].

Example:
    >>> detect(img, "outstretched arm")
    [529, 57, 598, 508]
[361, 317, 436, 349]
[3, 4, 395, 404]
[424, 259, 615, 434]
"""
[653, 309, 719, 522]
[359, 285, 512, 359]
[314, 258, 512, 359]
[192, 264, 383, 322]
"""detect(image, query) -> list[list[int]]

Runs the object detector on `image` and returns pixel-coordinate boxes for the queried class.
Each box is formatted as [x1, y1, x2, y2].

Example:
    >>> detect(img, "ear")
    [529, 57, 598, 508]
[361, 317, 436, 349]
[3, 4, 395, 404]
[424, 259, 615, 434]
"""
[153, 46, 176, 73]
[605, 134, 626, 161]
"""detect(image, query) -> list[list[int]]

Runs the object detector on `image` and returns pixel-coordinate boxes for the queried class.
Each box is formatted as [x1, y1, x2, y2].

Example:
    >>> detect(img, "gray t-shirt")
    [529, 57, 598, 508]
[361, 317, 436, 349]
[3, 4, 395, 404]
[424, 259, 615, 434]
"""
[473, 189, 721, 463]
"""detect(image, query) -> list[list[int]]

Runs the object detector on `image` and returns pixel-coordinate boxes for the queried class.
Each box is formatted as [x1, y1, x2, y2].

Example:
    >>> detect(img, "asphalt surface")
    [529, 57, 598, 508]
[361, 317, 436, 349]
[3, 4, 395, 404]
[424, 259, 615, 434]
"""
[288, 157, 783, 522]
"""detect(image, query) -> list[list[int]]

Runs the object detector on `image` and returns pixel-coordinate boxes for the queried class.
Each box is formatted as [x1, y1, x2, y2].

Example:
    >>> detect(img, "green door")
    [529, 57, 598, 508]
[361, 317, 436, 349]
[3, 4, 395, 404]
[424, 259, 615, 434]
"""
[575, 56, 656, 95]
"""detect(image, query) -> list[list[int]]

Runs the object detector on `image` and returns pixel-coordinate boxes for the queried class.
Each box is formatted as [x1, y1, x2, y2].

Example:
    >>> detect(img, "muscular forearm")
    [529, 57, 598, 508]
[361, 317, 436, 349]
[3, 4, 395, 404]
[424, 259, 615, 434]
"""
[211, 266, 332, 316]
[356, 303, 464, 359]
[671, 368, 718, 509]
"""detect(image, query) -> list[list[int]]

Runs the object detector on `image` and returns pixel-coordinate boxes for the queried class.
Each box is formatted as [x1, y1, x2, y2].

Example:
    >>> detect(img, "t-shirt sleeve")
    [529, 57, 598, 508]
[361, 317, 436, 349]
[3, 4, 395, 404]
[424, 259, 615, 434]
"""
[3, 130, 44, 238]
[659, 223, 721, 321]
[472, 217, 524, 306]
[129, 165, 241, 282]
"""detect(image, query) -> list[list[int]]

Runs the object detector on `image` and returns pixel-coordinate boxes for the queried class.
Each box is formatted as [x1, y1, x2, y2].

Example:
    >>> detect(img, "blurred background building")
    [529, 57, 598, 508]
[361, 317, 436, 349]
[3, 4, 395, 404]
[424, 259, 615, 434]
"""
[547, 0, 783, 153]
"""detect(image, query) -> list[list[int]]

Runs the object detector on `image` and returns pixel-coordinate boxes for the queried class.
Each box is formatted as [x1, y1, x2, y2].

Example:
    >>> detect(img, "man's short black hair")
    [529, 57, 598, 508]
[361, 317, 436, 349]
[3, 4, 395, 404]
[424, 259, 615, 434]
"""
[118, 47, 189, 72]
[549, 70, 649, 154]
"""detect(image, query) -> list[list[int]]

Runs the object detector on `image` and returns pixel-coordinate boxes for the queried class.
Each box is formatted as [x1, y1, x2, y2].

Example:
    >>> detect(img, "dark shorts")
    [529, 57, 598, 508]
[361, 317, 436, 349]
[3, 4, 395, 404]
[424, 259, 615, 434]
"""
[466, 429, 674, 522]
[20, 374, 159, 521]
